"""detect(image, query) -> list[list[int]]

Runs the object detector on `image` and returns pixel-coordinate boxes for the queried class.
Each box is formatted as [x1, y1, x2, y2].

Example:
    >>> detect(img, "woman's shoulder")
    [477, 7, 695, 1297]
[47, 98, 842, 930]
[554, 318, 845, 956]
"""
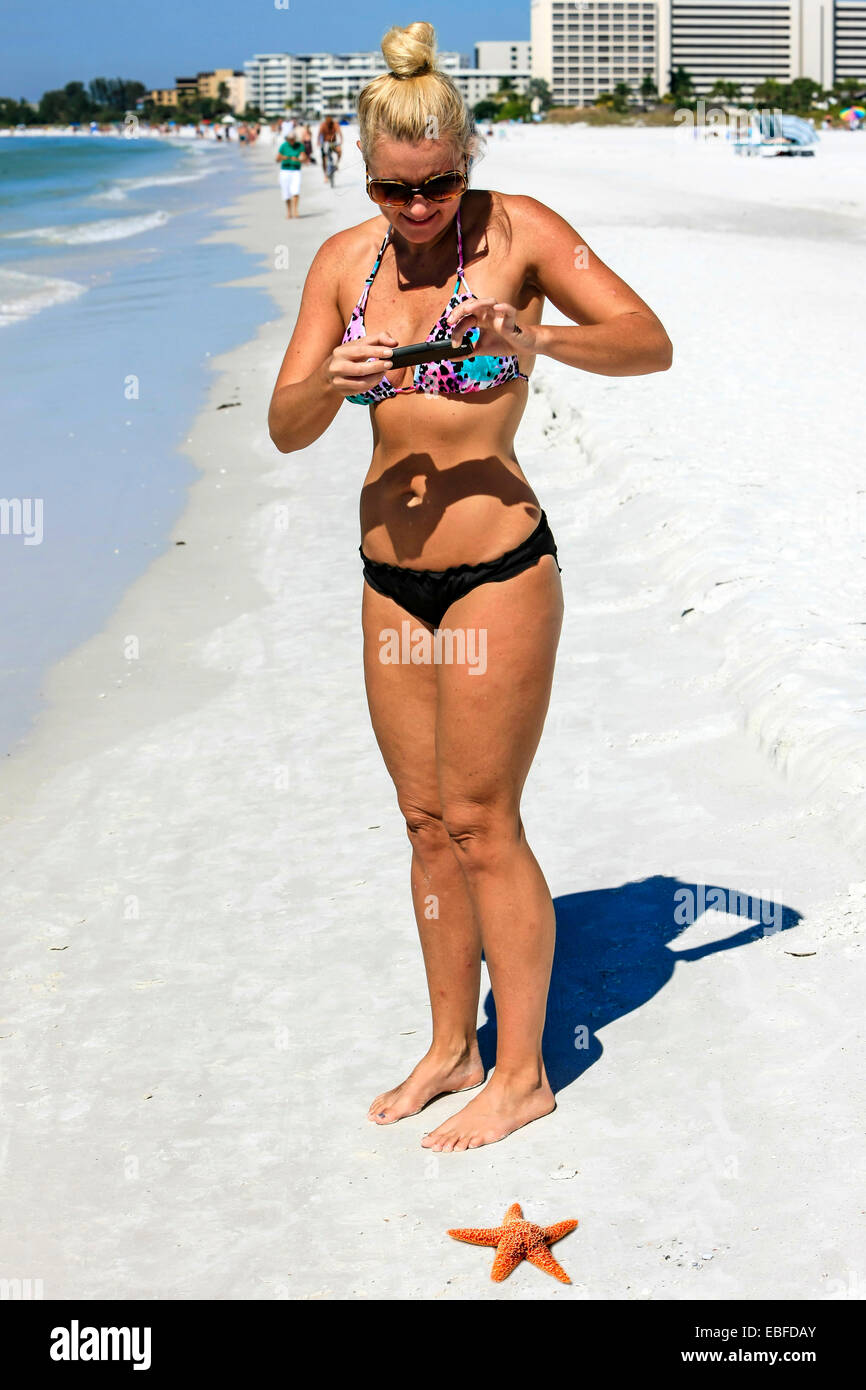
[314, 215, 387, 265]
[307, 215, 389, 291]
[464, 189, 558, 262]
[473, 188, 559, 230]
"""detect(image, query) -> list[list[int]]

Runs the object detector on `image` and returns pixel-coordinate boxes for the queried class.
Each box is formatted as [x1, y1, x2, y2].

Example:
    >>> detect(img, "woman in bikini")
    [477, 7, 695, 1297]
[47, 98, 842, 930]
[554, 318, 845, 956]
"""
[268, 21, 672, 1152]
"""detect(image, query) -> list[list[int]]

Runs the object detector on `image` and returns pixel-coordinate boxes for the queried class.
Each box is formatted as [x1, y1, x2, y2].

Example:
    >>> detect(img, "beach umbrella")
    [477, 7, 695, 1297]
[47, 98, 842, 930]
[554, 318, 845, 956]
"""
[840, 107, 865, 120]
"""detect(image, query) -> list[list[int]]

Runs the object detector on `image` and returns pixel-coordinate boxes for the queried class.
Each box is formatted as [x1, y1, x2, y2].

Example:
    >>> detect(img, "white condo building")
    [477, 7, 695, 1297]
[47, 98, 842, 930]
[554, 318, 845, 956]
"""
[474, 40, 533, 68]
[531, 0, 660, 105]
[531, 0, 866, 103]
[835, 0, 866, 75]
[244, 47, 536, 117]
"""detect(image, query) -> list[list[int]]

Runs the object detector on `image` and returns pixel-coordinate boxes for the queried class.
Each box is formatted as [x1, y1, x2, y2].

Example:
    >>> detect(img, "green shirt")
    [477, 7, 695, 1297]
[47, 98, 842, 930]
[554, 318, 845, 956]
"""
[278, 139, 304, 170]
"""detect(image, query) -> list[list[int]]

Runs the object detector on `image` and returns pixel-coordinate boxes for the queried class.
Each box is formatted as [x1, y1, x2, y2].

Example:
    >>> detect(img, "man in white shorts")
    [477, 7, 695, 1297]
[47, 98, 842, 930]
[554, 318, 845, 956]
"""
[275, 130, 307, 219]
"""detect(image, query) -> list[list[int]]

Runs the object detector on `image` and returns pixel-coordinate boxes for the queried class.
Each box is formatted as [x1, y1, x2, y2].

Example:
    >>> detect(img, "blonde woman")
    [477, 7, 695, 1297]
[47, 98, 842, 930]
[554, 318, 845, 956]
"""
[268, 22, 672, 1152]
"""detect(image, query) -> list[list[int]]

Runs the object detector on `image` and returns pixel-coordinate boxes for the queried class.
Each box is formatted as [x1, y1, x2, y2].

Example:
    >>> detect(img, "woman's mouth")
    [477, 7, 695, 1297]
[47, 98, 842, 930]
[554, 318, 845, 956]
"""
[401, 210, 438, 227]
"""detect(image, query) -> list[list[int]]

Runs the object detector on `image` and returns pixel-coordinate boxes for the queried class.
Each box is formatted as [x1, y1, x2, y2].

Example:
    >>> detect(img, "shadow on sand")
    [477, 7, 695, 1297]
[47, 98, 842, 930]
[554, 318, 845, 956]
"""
[477, 874, 801, 1093]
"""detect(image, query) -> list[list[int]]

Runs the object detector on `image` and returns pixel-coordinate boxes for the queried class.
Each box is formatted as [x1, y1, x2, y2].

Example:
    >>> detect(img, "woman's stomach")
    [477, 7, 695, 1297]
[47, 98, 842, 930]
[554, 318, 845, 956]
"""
[359, 385, 541, 568]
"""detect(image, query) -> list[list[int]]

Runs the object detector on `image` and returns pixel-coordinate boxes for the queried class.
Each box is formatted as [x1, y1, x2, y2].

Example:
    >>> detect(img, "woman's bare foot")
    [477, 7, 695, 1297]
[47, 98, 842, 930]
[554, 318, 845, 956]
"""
[368, 1044, 485, 1125]
[420, 1069, 555, 1151]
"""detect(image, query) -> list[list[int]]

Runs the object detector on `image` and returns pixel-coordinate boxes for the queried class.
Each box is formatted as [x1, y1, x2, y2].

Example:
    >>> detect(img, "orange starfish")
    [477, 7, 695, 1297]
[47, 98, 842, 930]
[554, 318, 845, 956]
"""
[448, 1202, 579, 1283]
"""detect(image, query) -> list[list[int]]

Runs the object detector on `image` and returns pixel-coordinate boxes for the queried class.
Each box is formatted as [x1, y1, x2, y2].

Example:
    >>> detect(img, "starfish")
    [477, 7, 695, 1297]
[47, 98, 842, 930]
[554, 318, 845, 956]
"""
[448, 1202, 579, 1283]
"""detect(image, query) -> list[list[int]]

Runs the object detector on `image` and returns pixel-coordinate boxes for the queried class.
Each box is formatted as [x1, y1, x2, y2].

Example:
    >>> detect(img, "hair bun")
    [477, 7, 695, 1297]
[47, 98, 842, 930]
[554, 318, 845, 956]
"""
[381, 21, 437, 78]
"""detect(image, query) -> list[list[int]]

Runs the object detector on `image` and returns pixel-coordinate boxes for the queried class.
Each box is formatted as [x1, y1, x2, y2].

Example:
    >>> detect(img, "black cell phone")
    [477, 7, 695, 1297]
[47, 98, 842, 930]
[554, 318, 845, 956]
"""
[389, 332, 478, 369]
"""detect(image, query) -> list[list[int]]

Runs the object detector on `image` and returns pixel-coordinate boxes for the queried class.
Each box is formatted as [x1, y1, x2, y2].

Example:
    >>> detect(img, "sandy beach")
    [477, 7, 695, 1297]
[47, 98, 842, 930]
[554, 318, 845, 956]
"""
[2, 124, 864, 1300]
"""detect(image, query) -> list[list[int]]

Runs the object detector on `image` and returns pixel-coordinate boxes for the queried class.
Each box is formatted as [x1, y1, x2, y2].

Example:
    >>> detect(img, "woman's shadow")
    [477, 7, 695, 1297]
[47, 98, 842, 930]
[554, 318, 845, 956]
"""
[477, 874, 801, 1092]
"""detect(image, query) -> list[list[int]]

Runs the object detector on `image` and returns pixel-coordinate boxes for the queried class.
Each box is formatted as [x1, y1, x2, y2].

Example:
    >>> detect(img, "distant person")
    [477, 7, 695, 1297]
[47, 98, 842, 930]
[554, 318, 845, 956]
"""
[318, 115, 342, 183]
[275, 129, 307, 218]
[297, 120, 314, 164]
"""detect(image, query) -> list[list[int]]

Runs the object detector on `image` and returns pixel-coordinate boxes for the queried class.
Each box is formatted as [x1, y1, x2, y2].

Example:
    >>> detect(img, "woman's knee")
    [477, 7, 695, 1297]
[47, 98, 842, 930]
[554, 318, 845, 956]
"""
[398, 799, 452, 856]
[440, 800, 521, 869]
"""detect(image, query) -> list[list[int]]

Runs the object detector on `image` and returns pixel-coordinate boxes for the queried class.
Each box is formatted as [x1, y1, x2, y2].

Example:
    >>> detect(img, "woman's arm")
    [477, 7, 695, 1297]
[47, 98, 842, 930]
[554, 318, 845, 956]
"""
[267, 238, 344, 452]
[526, 196, 673, 374]
[448, 195, 673, 377]
[267, 233, 397, 454]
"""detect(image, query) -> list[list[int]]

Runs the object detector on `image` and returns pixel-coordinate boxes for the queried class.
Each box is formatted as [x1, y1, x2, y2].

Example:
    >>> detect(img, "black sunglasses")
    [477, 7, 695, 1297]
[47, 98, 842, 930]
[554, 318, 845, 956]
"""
[365, 168, 468, 207]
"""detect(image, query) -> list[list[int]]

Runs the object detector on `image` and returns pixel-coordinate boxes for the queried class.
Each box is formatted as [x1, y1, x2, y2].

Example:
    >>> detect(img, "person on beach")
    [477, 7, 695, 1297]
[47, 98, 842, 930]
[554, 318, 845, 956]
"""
[297, 120, 314, 164]
[275, 130, 308, 219]
[268, 21, 672, 1151]
[318, 115, 343, 183]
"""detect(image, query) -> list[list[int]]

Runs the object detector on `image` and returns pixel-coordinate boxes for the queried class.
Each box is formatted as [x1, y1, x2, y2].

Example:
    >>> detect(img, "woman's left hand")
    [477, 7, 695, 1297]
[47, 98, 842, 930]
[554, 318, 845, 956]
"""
[446, 297, 536, 355]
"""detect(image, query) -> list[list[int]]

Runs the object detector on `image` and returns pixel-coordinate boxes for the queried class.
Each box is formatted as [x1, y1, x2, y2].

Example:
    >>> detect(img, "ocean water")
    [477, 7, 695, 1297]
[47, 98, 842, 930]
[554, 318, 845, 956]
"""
[0, 135, 274, 756]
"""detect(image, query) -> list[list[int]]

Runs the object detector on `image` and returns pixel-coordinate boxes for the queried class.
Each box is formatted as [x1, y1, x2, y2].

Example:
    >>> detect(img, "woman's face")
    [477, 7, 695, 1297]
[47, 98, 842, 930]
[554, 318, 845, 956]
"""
[366, 136, 466, 246]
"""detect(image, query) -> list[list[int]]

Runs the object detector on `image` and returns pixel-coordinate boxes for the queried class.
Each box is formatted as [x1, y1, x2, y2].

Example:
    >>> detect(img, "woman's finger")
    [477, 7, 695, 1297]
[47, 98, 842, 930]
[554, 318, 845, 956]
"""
[447, 297, 495, 328]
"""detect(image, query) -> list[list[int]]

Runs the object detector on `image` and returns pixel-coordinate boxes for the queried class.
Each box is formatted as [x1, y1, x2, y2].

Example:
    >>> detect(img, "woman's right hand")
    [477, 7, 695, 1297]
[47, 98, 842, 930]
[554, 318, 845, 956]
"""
[326, 333, 398, 397]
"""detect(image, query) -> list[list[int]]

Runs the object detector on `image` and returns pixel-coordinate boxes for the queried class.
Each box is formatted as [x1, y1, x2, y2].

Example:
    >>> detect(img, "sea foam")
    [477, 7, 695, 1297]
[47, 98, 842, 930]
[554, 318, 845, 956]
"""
[0, 268, 87, 327]
[4, 209, 170, 244]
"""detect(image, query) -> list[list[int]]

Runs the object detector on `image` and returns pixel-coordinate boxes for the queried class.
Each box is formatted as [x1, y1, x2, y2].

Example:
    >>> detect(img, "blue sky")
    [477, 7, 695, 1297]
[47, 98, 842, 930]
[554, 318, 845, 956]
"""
[2, 0, 533, 102]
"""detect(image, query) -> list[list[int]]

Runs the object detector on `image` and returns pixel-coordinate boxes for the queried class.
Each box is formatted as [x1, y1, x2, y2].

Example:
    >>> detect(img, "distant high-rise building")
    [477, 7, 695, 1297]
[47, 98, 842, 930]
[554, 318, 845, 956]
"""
[475, 40, 533, 69]
[244, 50, 470, 117]
[196, 69, 247, 112]
[531, 0, 866, 105]
[243, 54, 301, 115]
[150, 68, 246, 112]
[835, 0, 866, 79]
[531, 0, 659, 105]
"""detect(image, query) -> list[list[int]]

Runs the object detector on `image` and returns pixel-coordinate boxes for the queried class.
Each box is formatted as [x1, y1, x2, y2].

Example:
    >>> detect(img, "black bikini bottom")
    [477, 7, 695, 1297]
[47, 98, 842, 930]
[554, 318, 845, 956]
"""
[359, 510, 562, 629]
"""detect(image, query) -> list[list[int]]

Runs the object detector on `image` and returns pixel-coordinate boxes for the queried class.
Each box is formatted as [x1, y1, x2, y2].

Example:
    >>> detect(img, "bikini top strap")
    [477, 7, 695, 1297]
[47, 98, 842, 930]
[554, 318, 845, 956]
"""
[358, 226, 392, 311]
[455, 204, 465, 281]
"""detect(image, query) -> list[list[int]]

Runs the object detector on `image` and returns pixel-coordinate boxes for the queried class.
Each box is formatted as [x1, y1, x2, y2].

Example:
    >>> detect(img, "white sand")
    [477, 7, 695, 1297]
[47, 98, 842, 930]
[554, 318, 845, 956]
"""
[2, 126, 864, 1301]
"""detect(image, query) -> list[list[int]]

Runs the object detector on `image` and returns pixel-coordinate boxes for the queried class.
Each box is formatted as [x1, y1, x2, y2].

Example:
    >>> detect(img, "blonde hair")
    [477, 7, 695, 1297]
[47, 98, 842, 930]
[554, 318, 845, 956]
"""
[357, 21, 476, 165]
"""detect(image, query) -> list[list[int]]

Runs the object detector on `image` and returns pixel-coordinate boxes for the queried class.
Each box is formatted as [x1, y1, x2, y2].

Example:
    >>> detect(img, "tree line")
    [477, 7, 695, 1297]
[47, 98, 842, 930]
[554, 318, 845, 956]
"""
[3, 67, 863, 129]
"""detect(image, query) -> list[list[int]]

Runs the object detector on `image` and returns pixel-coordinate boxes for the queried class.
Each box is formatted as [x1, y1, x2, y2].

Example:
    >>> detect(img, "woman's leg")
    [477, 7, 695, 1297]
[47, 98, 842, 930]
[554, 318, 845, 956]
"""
[420, 554, 564, 1152]
[361, 582, 485, 1123]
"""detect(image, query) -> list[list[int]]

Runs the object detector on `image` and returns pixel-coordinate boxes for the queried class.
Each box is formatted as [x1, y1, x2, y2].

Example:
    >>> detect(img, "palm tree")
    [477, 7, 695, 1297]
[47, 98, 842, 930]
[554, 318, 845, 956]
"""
[752, 77, 786, 107]
[787, 77, 823, 113]
[528, 77, 553, 111]
[668, 66, 695, 105]
[708, 79, 742, 104]
[612, 81, 632, 114]
[639, 72, 658, 107]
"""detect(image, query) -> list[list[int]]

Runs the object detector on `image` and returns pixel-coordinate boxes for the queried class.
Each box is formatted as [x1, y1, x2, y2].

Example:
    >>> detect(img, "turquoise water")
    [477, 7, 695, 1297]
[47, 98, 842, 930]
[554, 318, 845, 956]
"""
[0, 135, 274, 755]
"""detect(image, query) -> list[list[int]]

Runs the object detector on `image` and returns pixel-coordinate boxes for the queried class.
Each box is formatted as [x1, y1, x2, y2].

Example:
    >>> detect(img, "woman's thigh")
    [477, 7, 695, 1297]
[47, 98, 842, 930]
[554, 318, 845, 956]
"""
[434, 555, 564, 819]
[361, 581, 441, 816]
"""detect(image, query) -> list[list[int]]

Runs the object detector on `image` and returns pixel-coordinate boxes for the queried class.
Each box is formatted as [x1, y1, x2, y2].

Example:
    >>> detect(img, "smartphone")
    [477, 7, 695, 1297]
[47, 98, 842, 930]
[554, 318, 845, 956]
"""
[389, 330, 479, 370]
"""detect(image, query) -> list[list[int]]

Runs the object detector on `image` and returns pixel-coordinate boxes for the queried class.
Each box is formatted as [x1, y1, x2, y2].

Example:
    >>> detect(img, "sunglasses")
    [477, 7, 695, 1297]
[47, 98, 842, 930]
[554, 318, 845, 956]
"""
[365, 168, 468, 207]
